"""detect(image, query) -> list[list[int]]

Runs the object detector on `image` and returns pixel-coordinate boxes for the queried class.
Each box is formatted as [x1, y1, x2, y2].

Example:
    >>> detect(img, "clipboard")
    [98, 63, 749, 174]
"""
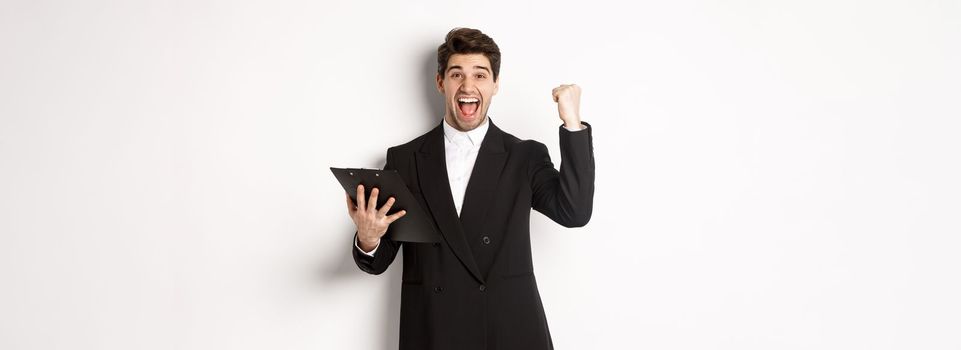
[331, 167, 441, 243]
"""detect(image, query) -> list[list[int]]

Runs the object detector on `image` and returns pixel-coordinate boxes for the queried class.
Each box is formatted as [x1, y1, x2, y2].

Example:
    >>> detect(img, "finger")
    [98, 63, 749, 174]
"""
[552, 89, 560, 102]
[345, 192, 355, 213]
[385, 210, 407, 224]
[356, 184, 366, 211]
[368, 187, 380, 212]
[378, 197, 395, 216]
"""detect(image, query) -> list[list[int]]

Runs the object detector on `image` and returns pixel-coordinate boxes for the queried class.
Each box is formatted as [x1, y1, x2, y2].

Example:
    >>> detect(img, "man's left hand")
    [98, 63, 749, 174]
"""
[552, 84, 582, 129]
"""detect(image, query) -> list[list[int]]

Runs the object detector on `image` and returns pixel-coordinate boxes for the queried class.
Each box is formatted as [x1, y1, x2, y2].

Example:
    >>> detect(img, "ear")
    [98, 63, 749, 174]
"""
[435, 73, 444, 94]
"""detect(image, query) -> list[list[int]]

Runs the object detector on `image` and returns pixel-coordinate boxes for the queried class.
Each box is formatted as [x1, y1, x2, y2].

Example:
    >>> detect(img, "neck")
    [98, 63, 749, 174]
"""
[444, 114, 487, 132]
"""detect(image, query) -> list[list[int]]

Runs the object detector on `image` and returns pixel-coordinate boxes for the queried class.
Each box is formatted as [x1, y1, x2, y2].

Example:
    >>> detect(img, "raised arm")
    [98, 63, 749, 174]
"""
[530, 84, 595, 227]
[530, 123, 595, 227]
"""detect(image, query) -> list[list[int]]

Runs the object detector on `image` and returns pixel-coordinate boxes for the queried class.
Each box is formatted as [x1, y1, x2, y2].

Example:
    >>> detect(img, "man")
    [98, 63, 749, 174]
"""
[345, 27, 595, 350]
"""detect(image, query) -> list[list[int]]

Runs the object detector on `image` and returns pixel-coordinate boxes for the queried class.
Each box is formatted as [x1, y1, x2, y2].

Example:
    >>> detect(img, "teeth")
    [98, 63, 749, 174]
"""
[457, 97, 479, 103]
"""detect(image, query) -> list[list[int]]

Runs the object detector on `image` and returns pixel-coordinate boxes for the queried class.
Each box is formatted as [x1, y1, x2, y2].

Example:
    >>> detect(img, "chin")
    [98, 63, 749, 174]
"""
[456, 115, 484, 130]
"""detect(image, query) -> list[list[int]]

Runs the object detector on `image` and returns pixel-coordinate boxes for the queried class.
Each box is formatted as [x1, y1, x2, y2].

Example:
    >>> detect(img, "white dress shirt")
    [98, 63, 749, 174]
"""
[356, 118, 585, 257]
[443, 117, 490, 217]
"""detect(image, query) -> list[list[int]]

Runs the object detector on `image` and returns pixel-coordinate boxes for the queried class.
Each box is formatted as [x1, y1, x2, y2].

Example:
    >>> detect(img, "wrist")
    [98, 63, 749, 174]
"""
[359, 237, 380, 249]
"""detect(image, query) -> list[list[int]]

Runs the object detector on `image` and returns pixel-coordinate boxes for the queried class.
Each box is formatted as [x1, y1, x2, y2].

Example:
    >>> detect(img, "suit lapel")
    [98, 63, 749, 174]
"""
[416, 123, 485, 284]
[458, 122, 508, 231]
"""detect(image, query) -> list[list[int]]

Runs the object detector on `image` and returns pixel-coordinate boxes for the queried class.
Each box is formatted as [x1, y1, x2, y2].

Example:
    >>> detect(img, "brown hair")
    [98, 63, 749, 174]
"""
[437, 27, 501, 81]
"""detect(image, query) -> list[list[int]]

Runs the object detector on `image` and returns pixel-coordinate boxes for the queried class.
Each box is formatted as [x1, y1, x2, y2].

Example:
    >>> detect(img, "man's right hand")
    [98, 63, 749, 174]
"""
[346, 184, 407, 252]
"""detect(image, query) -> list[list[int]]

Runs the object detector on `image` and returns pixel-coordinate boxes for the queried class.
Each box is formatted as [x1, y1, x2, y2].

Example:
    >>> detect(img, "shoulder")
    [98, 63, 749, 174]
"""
[497, 129, 551, 179]
[386, 128, 434, 158]
[499, 128, 549, 159]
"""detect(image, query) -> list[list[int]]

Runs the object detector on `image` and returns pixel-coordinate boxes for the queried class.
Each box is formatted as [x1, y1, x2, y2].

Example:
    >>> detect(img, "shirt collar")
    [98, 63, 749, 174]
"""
[443, 117, 489, 147]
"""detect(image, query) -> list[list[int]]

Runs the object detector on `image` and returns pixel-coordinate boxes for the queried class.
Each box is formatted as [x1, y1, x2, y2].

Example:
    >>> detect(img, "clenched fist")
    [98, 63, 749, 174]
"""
[552, 84, 582, 129]
[346, 184, 406, 252]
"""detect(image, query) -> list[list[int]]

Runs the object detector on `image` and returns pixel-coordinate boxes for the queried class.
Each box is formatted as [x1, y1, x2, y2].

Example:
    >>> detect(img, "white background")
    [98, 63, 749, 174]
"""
[2, 0, 959, 349]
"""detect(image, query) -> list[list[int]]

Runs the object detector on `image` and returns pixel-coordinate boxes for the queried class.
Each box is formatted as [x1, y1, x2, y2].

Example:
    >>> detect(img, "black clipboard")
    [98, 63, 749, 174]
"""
[331, 167, 440, 243]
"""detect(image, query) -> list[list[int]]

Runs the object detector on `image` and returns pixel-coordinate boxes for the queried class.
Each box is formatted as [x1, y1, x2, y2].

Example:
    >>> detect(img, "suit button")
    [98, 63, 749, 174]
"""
[432, 242, 440, 248]
[478, 285, 486, 292]
[482, 236, 491, 245]
[434, 286, 444, 293]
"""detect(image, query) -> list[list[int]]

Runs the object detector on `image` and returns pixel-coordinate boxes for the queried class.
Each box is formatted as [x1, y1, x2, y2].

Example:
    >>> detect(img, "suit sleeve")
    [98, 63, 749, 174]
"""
[352, 148, 403, 275]
[530, 122, 596, 227]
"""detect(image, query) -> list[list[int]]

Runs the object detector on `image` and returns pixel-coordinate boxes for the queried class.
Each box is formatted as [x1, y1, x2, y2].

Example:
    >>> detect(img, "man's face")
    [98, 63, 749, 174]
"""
[436, 53, 499, 132]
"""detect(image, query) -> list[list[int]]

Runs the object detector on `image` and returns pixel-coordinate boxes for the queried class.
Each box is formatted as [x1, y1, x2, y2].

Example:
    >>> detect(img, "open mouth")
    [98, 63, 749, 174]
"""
[457, 97, 480, 118]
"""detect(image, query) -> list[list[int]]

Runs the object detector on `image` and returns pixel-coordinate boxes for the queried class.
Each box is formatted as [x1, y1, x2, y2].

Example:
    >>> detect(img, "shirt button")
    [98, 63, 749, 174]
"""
[434, 286, 444, 293]
[479, 285, 486, 292]
[482, 236, 491, 245]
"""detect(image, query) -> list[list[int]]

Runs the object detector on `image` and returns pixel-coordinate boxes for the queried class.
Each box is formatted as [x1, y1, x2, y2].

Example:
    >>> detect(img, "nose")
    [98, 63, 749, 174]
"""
[460, 76, 475, 91]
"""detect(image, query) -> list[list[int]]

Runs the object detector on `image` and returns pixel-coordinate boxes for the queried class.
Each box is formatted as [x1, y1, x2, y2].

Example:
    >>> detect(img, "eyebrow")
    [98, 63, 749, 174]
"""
[447, 65, 492, 74]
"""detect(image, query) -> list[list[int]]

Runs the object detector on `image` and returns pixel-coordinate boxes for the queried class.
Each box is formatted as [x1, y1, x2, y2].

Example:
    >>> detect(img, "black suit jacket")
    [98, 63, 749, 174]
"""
[353, 119, 595, 350]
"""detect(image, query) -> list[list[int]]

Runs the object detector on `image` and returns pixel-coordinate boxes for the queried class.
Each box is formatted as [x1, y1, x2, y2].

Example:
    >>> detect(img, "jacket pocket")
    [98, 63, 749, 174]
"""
[401, 243, 423, 284]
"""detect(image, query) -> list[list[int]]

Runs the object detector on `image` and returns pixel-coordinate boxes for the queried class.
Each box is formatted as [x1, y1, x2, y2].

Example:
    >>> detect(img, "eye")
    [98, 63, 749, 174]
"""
[475, 74, 486, 79]
[451, 72, 462, 78]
